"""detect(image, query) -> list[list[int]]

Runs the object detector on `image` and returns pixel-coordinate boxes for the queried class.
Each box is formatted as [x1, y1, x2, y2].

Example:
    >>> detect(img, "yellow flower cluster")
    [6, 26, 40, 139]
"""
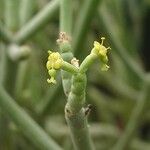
[46, 51, 63, 84]
[91, 37, 110, 71]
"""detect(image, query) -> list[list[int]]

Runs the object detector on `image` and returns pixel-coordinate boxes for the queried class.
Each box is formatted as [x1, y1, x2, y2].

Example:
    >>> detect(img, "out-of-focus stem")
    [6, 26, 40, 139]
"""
[59, 0, 74, 96]
[0, 87, 62, 150]
[73, 0, 101, 56]
[4, 0, 19, 32]
[98, 4, 145, 82]
[19, 0, 35, 27]
[15, 0, 34, 99]
[1, 45, 18, 96]
[60, 0, 72, 35]
[0, 22, 12, 43]
[113, 76, 150, 150]
[14, 0, 59, 44]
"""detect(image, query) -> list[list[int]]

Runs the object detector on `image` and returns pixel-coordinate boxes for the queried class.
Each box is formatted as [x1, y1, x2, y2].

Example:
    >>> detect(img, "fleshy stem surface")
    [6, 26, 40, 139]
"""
[79, 53, 97, 73]
[59, 0, 73, 96]
[62, 61, 78, 74]
[65, 73, 95, 150]
[58, 36, 74, 96]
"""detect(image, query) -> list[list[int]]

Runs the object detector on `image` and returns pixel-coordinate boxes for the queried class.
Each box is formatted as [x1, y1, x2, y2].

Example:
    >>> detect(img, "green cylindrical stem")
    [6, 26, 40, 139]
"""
[19, 0, 35, 27]
[0, 23, 13, 43]
[65, 109, 95, 150]
[0, 87, 62, 150]
[60, 0, 72, 35]
[66, 73, 86, 111]
[65, 73, 95, 150]
[59, 40, 74, 96]
[4, 0, 19, 32]
[14, 0, 59, 44]
[14, 60, 29, 99]
[99, 5, 144, 82]
[79, 53, 97, 73]
[59, 0, 73, 96]
[62, 61, 78, 74]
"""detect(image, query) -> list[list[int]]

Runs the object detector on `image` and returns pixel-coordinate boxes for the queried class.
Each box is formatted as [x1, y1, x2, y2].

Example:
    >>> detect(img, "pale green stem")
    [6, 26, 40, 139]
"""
[59, 0, 73, 96]
[46, 122, 150, 150]
[1, 45, 18, 96]
[0, 22, 12, 43]
[79, 53, 97, 73]
[19, 0, 35, 27]
[65, 73, 95, 150]
[60, 0, 72, 35]
[15, 60, 30, 99]
[0, 87, 62, 150]
[65, 110, 95, 150]
[1, 33, 25, 150]
[59, 41, 73, 96]
[62, 61, 78, 74]
[14, 0, 59, 44]
[15, 0, 34, 99]
[3, 0, 20, 95]
[73, 0, 101, 56]
[4, 0, 19, 32]
[113, 76, 150, 150]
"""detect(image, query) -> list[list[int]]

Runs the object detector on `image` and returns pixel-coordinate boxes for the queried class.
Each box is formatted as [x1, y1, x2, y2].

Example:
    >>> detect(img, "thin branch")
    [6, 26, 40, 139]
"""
[0, 87, 62, 150]
[19, 0, 35, 27]
[14, 0, 59, 44]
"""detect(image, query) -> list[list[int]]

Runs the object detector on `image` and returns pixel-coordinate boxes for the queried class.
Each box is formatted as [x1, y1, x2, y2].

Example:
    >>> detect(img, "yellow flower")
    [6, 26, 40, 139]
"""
[46, 51, 63, 84]
[46, 51, 63, 70]
[91, 37, 110, 71]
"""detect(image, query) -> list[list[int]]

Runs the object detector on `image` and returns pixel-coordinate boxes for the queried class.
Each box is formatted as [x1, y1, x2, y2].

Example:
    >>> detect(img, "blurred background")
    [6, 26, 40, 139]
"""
[0, 0, 150, 150]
